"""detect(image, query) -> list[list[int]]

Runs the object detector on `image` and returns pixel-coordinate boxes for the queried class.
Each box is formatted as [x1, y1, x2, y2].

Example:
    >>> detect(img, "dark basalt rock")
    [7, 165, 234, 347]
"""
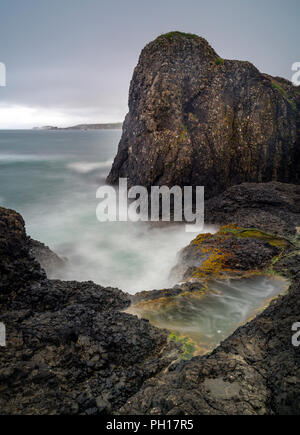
[0, 207, 45, 299]
[205, 182, 300, 236]
[131, 281, 206, 305]
[0, 300, 178, 414]
[0, 207, 180, 415]
[107, 32, 300, 198]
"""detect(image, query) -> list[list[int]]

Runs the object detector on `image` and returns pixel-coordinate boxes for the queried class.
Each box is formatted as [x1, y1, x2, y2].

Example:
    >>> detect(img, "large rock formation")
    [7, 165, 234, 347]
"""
[107, 32, 300, 198]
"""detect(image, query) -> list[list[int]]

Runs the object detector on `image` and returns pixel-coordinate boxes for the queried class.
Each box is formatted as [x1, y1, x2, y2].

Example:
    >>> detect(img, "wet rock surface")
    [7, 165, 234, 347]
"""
[107, 32, 300, 198]
[170, 225, 290, 283]
[120, 258, 300, 415]
[130, 282, 206, 305]
[1, 176, 300, 414]
[120, 184, 300, 414]
[0, 208, 179, 415]
[205, 182, 300, 236]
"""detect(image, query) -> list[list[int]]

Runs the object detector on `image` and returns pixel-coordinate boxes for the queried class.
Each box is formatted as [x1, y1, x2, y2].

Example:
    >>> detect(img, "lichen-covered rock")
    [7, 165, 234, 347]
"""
[107, 32, 300, 198]
[170, 225, 289, 283]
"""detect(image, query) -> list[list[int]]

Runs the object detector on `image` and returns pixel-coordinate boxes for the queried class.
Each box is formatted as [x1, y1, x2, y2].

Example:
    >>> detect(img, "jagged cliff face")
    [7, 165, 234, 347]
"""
[107, 32, 300, 197]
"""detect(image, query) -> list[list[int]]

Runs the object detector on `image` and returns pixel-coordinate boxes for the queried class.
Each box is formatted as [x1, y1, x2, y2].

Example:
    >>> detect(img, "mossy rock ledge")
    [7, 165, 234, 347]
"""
[170, 225, 292, 282]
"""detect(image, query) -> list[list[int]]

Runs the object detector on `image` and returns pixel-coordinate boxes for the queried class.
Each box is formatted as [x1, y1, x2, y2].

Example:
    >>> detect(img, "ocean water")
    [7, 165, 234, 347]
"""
[128, 275, 289, 355]
[0, 130, 199, 293]
[0, 129, 289, 351]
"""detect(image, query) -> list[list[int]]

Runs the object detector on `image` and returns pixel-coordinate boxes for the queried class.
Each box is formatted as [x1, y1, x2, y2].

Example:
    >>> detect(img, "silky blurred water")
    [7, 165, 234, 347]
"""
[0, 130, 201, 293]
[129, 275, 289, 354]
[0, 129, 289, 350]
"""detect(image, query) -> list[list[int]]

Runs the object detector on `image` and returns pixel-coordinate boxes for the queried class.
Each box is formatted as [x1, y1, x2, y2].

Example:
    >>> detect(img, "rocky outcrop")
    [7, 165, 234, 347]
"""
[0, 207, 45, 299]
[29, 237, 66, 277]
[205, 182, 300, 236]
[170, 226, 289, 283]
[107, 32, 300, 198]
[167, 181, 300, 283]
[0, 207, 179, 415]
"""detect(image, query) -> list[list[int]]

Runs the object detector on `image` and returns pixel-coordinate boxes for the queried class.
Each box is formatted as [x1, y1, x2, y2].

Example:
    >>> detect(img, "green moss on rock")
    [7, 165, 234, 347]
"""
[215, 57, 224, 65]
[272, 81, 297, 110]
[161, 31, 200, 40]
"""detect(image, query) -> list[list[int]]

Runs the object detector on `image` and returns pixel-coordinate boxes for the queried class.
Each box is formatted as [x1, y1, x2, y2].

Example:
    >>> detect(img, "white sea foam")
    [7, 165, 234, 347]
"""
[0, 153, 59, 163]
[67, 160, 113, 174]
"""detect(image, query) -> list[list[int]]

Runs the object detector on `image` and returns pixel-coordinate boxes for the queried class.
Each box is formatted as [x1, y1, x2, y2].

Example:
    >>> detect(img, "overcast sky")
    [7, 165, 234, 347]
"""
[0, 0, 299, 128]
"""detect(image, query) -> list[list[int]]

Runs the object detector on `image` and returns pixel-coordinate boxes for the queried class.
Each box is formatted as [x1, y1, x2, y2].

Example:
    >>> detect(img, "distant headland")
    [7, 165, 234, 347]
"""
[33, 122, 123, 131]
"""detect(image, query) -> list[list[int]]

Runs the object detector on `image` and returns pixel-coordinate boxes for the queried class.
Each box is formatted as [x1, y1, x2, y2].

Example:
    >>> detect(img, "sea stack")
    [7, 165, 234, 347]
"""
[107, 32, 300, 198]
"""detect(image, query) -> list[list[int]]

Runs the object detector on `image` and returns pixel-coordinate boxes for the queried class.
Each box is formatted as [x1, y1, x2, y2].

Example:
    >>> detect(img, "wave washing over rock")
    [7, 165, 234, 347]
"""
[0, 181, 299, 415]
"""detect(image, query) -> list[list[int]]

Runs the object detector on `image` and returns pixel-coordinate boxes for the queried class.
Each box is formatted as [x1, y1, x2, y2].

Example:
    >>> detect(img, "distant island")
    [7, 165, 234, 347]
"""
[33, 122, 123, 131]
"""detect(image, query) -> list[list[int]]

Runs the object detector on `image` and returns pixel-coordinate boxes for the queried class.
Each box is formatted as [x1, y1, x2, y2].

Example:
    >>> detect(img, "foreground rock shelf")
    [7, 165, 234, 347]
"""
[0, 181, 299, 415]
[0, 207, 180, 414]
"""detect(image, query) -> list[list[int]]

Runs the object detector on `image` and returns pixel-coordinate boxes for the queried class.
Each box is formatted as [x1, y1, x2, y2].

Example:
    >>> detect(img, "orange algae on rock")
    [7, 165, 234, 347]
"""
[187, 225, 291, 281]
